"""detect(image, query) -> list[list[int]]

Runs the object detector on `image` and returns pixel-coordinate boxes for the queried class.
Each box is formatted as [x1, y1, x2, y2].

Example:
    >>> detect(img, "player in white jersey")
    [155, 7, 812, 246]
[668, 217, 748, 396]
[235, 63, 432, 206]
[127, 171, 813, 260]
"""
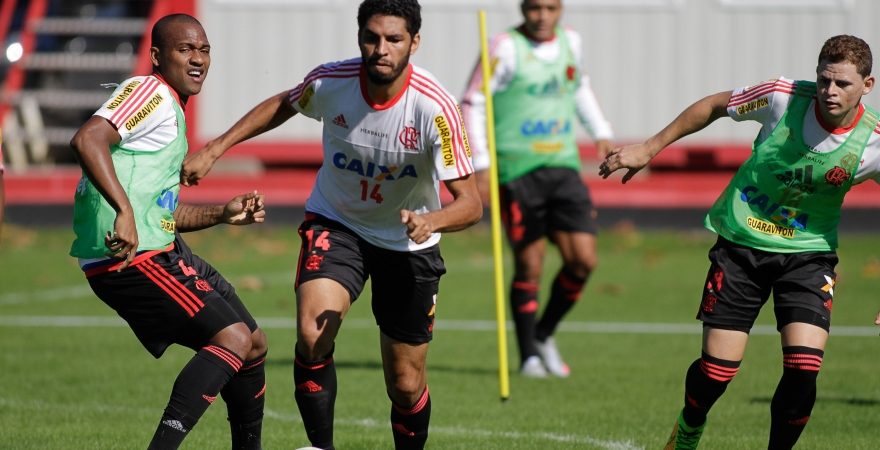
[600, 35, 880, 449]
[461, 0, 614, 378]
[181, 1, 481, 448]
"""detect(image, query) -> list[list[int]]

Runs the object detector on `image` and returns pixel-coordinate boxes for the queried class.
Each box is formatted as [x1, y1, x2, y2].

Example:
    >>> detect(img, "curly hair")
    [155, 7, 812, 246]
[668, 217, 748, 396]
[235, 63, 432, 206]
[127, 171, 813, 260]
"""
[357, 0, 422, 37]
[818, 35, 873, 77]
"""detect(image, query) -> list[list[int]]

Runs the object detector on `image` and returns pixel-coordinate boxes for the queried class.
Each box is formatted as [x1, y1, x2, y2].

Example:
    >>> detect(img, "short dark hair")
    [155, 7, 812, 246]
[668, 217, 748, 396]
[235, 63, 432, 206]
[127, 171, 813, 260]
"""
[818, 35, 873, 77]
[357, 0, 421, 37]
[150, 13, 203, 50]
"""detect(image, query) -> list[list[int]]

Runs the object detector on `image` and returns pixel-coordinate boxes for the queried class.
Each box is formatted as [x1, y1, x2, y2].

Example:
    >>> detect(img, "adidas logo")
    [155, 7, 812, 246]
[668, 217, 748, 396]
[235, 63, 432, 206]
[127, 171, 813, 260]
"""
[775, 165, 815, 193]
[296, 381, 323, 393]
[333, 114, 348, 129]
[161, 419, 189, 433]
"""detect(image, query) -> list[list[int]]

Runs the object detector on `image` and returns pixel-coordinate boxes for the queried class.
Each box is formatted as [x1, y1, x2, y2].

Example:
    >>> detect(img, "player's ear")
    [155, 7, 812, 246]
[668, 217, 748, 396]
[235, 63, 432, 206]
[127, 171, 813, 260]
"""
[862, 74, 875, 95]
[409, 32, 420, 55]
[150, 46, 161, 68]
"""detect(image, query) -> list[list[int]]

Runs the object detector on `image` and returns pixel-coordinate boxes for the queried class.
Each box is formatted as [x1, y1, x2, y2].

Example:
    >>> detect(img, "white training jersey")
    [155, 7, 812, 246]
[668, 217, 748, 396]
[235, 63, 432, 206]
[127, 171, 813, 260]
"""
[728, 76, 880, 184]
[289, 58, 474, 251]
[461, 26, 613, 171]
[94, 74, 182, 151]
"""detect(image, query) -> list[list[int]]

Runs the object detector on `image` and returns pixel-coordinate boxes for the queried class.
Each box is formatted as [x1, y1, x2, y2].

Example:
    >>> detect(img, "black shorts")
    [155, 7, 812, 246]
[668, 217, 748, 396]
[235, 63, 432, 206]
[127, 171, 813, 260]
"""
[295, 214, 446, 344]
[500, 167, 597, 248]
[697, 237, 838, 332]
[87, 235, 258, 358]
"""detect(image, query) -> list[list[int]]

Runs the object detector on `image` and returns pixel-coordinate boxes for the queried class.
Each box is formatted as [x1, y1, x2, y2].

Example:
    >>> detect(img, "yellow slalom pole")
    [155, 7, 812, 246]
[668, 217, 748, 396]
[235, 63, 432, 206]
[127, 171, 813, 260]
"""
[478, 9, 510, 401]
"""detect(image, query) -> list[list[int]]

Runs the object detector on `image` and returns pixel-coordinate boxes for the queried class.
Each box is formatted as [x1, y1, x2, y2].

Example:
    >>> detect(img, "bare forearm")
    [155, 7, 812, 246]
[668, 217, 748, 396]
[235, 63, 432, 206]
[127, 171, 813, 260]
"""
[210, 91, 296, 156]
[645, 91, 732, 155]
[425, 178, 483, 232]
[173, 203, 224, 232]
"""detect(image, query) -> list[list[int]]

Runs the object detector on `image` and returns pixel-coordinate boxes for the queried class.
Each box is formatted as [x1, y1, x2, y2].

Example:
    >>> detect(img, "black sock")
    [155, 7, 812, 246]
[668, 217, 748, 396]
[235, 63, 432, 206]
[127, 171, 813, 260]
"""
[510, 279, 539, 364]
[769, 346, 823, 450]
[390, 387, 431, 450]
[148, 345, 243, 450]
[294, 351, 336, 450]
[222, 352, 267, 450]
[681, 352, 740, 427]
[535, 269, 585, 342]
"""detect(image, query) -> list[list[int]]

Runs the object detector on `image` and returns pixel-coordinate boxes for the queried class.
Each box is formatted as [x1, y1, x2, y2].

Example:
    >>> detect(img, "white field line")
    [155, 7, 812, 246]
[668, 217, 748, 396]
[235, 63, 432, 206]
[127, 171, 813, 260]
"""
[0, 397, 642, 449]
[264, 409, 643, 450]
[0, 314, 877, 337]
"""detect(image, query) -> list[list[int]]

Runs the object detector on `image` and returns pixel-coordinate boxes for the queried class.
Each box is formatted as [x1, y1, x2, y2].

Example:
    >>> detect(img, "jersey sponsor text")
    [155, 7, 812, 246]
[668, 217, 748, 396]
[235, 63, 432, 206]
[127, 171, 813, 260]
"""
[106, 80, 142, 110]
[747, 216, 795, 238]
[434, 115, 455, 168]
[124, 92, 164, 131]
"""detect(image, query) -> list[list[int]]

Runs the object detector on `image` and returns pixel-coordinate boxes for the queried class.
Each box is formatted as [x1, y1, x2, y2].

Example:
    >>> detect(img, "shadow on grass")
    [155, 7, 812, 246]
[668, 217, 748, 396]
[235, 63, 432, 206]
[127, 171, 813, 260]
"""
[266, 358, 498, 375]
[750, 396, 880, 406]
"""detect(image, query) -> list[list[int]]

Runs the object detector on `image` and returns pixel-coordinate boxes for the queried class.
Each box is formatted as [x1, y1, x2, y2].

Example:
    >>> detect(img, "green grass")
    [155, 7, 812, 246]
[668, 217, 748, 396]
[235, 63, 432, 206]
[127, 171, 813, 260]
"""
[1, 222, 879, 449]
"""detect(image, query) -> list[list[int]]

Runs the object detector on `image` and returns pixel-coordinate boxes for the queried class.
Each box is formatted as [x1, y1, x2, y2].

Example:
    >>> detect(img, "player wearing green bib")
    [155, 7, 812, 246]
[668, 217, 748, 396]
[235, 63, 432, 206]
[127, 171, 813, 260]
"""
[462, 0, 614, 378]
[69, 14, 268, 450]
[600, 35, 880, 449]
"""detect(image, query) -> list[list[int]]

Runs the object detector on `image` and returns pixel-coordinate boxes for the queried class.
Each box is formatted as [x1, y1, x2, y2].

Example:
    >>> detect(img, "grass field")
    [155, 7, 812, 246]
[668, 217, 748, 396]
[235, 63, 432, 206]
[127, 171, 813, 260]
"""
[1, 221, 879, 449]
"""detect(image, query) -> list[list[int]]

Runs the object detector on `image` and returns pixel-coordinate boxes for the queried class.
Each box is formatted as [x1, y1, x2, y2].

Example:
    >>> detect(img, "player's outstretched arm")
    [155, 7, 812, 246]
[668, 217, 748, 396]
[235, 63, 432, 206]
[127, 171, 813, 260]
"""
[181, 90, 298, 186]
[598, 90, 732, 183]
[70, 116, 138, 269]
[401, 174, 483, 244]
[174, 190, 266, 232]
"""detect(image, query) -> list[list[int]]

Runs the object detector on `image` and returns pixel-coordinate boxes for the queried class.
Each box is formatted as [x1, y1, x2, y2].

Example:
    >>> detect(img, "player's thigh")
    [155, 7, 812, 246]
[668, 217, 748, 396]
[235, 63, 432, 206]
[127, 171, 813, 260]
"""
[773, 250, 838, 334]
[88, 252, 247, 357]
[696, 238, 773, 332]
[546, 168, 598, 236]
[294, 214, 368, 351]
[175, 236, 259, 333]
[368, 244, 446, 345]
[500, 173, 549, 248]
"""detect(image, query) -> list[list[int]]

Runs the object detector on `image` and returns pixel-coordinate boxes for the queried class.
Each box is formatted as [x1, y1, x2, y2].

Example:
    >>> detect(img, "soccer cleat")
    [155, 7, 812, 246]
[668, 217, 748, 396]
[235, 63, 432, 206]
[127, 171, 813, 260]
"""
[534, 337, 570, 377]
[519, 355, 548, 378]
[663, 413, 705, 450]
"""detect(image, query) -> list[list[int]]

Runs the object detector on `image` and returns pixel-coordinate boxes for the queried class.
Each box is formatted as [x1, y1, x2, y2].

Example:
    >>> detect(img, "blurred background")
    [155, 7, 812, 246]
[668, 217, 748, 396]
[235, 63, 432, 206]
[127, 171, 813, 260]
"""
[1, 0, 878, 226]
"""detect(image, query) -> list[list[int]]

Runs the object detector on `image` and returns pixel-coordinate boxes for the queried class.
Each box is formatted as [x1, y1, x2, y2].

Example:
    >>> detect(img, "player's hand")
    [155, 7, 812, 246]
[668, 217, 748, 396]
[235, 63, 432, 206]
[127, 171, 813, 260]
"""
[598, 143, 655, 184]
[181, 142, 222, 187]
[595, 139, 614, 160]
[106, 210, 138, 271]
[222, 190, 266, 225]
[874, 309, 880, 326]
[401, 209, 433, 244]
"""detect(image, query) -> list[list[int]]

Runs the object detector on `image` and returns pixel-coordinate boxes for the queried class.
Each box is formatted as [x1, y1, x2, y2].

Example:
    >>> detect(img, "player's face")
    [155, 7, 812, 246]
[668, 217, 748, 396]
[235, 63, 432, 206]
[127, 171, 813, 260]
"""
[816, 60, 874, 127]
[521, 0, 562, 41]
[359, 14, 419, 85]
[151, 22, 211, 99]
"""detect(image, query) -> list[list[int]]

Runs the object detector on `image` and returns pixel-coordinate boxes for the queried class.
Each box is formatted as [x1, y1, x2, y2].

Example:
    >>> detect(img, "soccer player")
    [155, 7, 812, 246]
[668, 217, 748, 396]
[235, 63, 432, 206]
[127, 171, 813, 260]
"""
[461, 0, 613, 378]
[180, 1, 481, 448]
[69, 14, 268, 450]
[599, 35, 880, 449]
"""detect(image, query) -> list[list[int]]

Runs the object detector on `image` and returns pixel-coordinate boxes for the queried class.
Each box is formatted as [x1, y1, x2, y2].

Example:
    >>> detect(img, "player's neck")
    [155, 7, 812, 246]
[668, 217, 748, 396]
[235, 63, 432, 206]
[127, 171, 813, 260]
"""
[363, 65, 411, 107]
